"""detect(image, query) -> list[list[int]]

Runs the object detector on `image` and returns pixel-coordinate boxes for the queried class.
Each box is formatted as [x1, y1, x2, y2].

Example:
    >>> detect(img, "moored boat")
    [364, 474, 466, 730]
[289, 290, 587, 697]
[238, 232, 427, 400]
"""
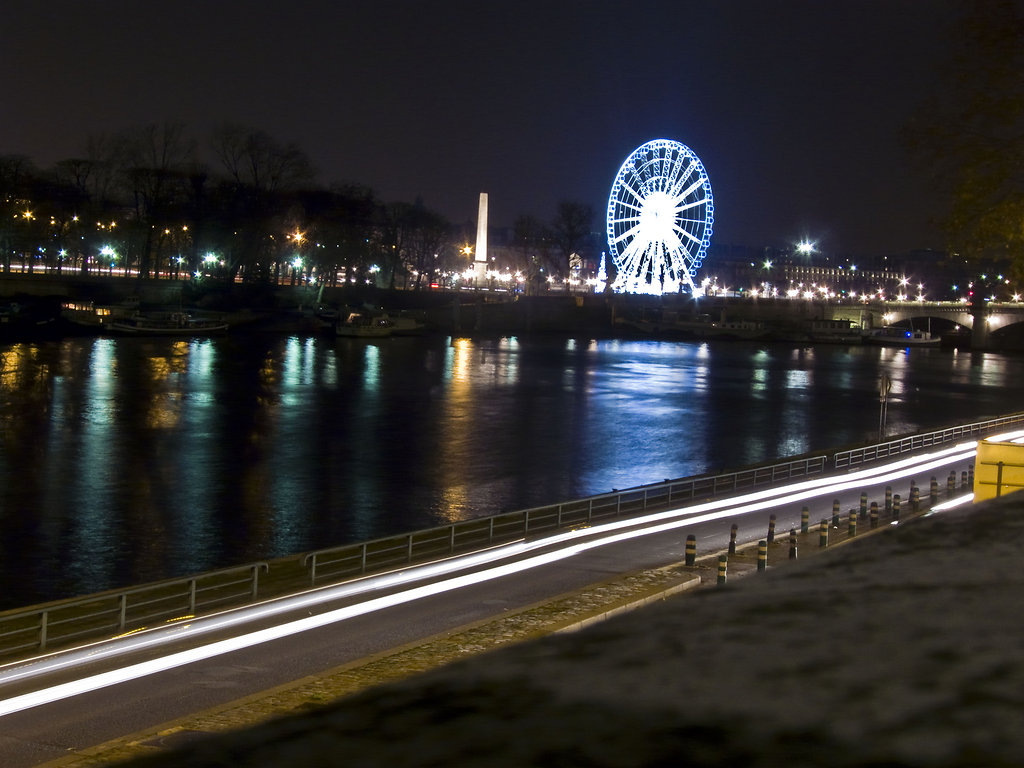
[61, 297, 141, 330]
[865, 326, 940, 346]
[335, 311, 393, 338]
[109, 311, 229, 335]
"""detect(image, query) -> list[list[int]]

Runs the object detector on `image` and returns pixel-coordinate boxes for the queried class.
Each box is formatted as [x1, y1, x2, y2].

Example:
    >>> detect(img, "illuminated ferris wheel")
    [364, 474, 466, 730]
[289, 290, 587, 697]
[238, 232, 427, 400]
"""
[606, 139, 714, 295]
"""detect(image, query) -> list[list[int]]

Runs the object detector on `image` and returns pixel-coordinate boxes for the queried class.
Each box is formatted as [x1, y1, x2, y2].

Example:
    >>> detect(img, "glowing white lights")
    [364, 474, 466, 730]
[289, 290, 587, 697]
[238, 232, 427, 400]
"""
[606, 139, 714, 295]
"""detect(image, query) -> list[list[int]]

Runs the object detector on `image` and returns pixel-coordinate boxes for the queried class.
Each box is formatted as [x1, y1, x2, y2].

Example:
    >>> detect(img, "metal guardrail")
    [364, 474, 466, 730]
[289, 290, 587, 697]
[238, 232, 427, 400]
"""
[3, 411, 1022, 662]
[0, 563, 267, 659]
[833, 412, 1024, 469]
[301, 453, 829, 585]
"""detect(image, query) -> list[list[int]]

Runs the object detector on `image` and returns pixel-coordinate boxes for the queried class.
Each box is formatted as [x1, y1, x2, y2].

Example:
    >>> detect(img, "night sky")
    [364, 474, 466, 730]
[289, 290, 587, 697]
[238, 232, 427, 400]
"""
[2, 1, 971, 257]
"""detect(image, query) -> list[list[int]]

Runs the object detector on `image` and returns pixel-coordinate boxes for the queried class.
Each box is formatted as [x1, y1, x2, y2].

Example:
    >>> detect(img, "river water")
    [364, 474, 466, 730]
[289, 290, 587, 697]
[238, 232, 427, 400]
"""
[0, 333, 1021, 609]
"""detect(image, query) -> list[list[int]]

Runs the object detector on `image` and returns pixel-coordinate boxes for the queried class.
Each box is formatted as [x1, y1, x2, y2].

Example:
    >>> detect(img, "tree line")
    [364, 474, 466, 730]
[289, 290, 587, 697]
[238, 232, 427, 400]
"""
[0, 122, 596, 293]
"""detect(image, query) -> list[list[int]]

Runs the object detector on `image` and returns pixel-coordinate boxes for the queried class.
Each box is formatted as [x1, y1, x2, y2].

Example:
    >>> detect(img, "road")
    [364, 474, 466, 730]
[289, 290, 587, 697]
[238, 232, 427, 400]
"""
[0, 438, 989, 766]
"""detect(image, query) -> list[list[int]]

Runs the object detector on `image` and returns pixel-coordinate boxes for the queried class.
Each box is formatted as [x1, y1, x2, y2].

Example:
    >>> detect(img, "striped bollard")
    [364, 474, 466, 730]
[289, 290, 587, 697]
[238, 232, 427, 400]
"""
[930, 476, 939, 507]
[788, 528, 798, 560]
[757, 540, 767, 572]
[767, 514, 777, 544]
[960, 470, 968, 490]
[911, 486, 920, 513]
[728, 523, 737, 555]
[717, 554, 728, 585]
[869, 501, 879, 530]
[831, 498, 841, 528]
[819, 519, 829, 548]
[968, 464, 974, 487]
[859, 492, 868, 519]
[884, 485, 892, 515]
[848, 509, 857, 537]
[947, 471, 956, 498]
[892, 493, 901, 522]
[800, 506, 809, 534]
[685, 534, 696, 566]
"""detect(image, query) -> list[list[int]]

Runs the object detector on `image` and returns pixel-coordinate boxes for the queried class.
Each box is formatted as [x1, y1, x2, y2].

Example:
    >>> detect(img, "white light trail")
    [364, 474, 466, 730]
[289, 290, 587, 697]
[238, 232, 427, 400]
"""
[0, 440, 987, 716]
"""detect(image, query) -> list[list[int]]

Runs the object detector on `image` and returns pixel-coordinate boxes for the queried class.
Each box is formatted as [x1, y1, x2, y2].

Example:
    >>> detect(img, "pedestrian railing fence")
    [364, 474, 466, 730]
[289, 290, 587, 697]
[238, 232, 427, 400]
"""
[833, 412, 1024, 469]
[0, 563, 267, 659]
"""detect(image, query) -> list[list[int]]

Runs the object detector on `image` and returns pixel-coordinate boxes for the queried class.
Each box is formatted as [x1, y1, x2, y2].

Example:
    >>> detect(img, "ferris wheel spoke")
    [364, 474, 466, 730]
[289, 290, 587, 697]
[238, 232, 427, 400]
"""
[617, 179, 647, 207]
[617, 235, 646, 268]
[665, 161, 694, 194]
[676, 197, 707, 213]
[612, 221, 644, 245]
[673, 224, 703, 248]
[671, 176, 708, 205]
[614, 198, 644, 215]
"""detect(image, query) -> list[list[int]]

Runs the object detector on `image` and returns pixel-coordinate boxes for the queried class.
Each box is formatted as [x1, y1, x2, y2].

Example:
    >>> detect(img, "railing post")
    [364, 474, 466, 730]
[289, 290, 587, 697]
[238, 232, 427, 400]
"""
[450, 525, 456, 553]
[39, 610, 48, 650]
[310, 553, 318, 584]
[189, 579, 197, 614]
[361, 543, 368, 573]
[119, 593, 127, 632]
[407, 534, 414, 563]
[250, 565, 259, 601]
[488, 517, 495, 543]
[557, 504, 563, 528]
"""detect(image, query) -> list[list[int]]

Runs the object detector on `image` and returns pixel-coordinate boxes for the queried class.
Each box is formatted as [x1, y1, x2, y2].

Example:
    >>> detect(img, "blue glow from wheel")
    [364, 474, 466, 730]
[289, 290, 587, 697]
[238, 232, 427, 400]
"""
[606, 139, 714, 295]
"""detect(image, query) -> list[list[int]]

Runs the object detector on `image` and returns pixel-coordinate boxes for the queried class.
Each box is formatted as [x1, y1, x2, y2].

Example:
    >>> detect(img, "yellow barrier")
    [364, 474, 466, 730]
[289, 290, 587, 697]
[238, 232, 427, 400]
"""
[974, 438, 1024, 502]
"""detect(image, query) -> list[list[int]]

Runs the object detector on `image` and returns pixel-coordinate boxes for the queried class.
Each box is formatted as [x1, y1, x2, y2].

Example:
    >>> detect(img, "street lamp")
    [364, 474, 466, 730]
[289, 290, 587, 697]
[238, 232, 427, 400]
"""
[100, 245, 117, 276]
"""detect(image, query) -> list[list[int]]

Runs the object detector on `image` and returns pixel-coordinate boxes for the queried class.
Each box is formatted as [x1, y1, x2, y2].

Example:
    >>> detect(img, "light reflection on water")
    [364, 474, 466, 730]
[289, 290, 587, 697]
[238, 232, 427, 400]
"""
[1, 334, 1023, 607]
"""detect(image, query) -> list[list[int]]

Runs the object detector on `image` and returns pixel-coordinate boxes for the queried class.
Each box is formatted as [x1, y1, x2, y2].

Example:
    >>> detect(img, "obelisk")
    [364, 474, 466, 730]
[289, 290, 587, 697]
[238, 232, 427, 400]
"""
[474, 193, 488, 283]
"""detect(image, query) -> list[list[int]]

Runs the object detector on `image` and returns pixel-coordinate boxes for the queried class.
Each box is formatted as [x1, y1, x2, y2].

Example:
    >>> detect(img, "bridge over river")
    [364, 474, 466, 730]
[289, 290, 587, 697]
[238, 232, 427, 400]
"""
[818, 299, 1024, 349]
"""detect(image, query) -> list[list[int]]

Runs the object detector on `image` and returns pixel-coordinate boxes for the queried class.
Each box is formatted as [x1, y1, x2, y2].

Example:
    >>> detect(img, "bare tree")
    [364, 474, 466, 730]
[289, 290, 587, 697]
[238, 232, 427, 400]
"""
[512, 214, 552, 294]
[0, 155, 39, 272]
[906, 1, 1024, 279]
[119, 122, 198, 277]
[211, 124, 316, 282]
[550, 201, 593, 277]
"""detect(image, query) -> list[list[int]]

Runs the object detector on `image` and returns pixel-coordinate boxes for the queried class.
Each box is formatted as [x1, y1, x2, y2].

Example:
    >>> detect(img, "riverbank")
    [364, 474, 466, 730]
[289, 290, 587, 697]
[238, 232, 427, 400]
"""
[3, 273, 1023, 348]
